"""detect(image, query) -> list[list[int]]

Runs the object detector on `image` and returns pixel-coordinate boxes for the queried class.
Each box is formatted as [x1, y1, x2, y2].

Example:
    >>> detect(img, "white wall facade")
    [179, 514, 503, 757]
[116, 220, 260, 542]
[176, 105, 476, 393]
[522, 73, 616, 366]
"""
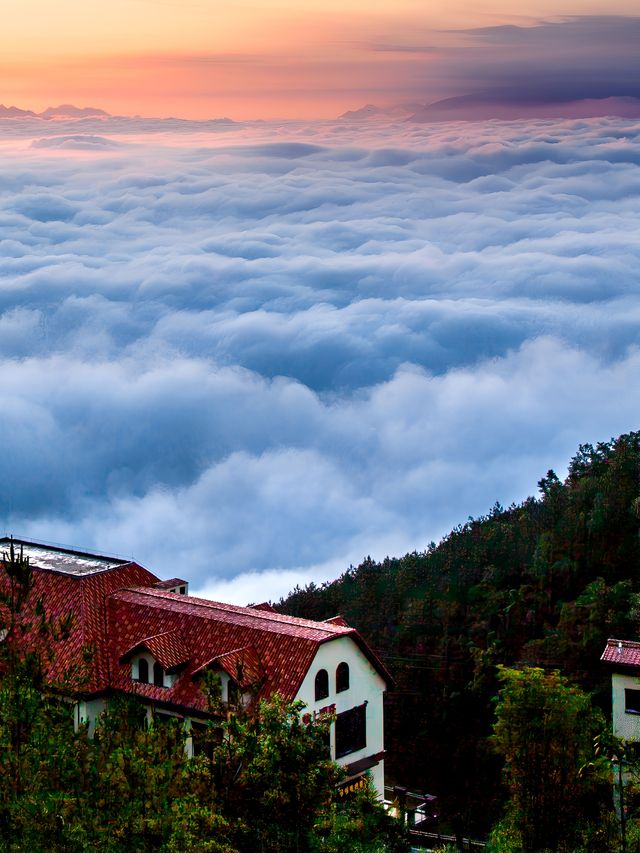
[295, 635, 387, 797]
[75, 697, 109, 738]
[74, 634, 388, 796]
[612, 672, 640, 741]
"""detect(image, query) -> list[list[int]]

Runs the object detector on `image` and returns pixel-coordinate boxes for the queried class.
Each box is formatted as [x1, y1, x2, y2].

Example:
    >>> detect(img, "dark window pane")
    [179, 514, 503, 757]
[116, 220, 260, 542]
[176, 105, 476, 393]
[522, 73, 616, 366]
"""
[228, 679, 239, 706]
[191, 720, 220, 758]
[153, 662, 164, 687]
[315, 669, 329, 701]
[335, 703, 366, 758]
[626, 689, 640, 714]
[336, 662, 350, 693]
[138, 658, 149, 683]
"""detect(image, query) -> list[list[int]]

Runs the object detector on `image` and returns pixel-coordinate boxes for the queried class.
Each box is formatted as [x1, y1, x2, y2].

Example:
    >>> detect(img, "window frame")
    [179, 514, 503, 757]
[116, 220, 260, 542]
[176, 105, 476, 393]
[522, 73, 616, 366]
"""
[336, 662, 350, 693]
[137, 658, 149, 684]
[153, 661, 165, 687]
[335, 702, 367, 758]
[315, 668, 329, 701]
[625, 688, 640, 715]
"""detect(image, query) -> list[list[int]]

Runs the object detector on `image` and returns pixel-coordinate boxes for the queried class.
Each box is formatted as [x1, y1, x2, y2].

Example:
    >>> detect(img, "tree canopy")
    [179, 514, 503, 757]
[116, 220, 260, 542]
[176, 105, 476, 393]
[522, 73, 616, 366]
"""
[278, 431, 640, 835]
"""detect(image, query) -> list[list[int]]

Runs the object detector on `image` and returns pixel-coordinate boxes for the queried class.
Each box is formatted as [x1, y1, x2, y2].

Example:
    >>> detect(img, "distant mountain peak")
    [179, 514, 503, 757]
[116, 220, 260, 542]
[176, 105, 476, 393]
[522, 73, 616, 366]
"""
[39, 105, 111, 120]
[339, 102, 426, 121]
[0, 104, 38, 118]
[0, 103, 111, 121]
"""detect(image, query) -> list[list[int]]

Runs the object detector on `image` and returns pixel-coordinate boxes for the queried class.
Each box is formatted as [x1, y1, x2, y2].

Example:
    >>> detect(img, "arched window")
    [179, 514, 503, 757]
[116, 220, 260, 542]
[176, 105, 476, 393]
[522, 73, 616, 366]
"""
[315, 668, 329, 701]
[153, 661, 165, 687]
[138, 658, 149, 683]
[336, 662, 350, 693]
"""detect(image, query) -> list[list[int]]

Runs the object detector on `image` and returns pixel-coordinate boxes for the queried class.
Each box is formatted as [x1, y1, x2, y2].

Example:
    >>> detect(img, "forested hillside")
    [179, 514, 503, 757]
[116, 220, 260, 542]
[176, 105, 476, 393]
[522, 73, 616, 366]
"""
[278, 431, 640, 834]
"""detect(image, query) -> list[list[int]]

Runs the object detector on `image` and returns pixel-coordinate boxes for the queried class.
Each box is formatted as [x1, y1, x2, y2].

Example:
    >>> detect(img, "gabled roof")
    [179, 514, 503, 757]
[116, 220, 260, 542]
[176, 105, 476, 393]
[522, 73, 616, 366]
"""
[601, 638, 640, 668]
[0, 541, 160, 693]
[0, 538, 392, 717]
[193, 645, 265, 689]
[106, 586, 385, 712]
[120, 630, 190, 672]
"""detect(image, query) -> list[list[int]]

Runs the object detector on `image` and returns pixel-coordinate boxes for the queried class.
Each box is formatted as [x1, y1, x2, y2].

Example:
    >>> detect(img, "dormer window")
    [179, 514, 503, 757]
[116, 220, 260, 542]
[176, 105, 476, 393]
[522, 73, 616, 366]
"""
[153, 662, 165, 687]
[137, 658, 149, 684]
[315, 669, 329, 701]
[132, 655, 173, 688]
[122, 631, 190, 690]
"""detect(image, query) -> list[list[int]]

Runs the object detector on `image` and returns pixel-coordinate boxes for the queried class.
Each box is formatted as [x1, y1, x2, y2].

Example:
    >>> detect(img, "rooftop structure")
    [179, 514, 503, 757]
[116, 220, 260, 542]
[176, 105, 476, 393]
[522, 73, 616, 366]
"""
[601, 639, 640, 669]
[0, 537, 128, 576]
[0, 537, 390, 796]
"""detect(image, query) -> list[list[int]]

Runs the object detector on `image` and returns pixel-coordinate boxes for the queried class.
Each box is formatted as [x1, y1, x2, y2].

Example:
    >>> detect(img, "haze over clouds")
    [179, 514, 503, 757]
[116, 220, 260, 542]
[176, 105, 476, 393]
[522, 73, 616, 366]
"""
[3, 7, 640, 119]
[1, 116, 639, 602]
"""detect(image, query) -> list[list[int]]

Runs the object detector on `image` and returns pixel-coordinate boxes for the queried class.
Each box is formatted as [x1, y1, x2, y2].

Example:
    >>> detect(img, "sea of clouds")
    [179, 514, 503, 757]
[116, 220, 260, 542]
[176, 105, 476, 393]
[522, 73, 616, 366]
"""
[1, 115, 639, 602]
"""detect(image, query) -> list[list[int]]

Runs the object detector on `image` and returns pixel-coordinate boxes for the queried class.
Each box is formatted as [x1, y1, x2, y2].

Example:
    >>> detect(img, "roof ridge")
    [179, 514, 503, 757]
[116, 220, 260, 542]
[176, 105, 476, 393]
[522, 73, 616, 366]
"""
[120, 586, 353, 634]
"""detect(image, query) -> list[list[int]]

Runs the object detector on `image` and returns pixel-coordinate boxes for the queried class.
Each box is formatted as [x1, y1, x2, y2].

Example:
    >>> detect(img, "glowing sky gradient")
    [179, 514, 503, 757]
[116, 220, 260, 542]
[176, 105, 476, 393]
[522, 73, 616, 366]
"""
[4, 0, 640, 118]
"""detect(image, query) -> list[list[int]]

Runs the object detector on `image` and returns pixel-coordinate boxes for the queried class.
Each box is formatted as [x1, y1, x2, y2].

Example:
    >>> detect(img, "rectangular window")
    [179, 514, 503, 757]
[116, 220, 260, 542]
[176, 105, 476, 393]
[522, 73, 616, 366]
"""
[335, 703, 367, 758]
[625, 689, 640, 714]
[190, 720, 222, 758]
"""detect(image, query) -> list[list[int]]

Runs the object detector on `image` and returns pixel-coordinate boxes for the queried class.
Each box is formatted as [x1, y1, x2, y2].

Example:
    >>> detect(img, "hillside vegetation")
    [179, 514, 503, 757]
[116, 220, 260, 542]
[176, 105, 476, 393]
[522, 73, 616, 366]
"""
[278, 431, 640, 833]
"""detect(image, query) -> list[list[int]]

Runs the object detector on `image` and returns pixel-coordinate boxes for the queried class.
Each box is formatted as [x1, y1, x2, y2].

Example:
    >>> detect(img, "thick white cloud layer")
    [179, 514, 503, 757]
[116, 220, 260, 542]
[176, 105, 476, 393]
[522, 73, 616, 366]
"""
[1, 116, 639, 602]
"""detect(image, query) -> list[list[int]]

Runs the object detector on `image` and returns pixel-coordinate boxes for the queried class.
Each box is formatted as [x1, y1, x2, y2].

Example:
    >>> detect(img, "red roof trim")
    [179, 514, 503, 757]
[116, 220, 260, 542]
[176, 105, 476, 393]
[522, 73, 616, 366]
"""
[602, 638, 640, 668]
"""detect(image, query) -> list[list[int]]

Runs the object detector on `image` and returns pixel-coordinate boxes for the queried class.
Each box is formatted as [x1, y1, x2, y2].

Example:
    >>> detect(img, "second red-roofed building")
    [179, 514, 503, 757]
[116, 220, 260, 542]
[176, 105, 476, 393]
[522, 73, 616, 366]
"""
[601, 638, 640, 742]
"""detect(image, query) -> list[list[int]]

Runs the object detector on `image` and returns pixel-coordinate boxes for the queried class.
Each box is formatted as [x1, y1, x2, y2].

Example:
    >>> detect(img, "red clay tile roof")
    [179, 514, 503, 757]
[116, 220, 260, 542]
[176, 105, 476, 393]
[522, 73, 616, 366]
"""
[324, 615, 349, 627]
[0, 558, 160, 694]
[1, 539, 391, 717]
[153, 579, 188, 590]
[120, 630, 191, 671]
[209, 645, 266, 689]
[106, 586, 368, 712]
[602, 639, 640, 668]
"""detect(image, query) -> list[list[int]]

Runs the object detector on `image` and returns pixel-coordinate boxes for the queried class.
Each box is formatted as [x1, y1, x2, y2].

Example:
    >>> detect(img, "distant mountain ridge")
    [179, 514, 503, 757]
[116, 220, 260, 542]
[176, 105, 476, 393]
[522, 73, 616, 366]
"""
[339, 102, 426, 121]
[0, 103, 110, 120]
[408, 93, 640, 121]
[340, 94, 640, 122]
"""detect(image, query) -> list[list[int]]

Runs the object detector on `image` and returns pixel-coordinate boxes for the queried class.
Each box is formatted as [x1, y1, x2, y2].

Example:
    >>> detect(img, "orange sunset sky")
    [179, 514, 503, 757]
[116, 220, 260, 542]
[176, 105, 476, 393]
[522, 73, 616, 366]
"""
[3, 0, 640, 119]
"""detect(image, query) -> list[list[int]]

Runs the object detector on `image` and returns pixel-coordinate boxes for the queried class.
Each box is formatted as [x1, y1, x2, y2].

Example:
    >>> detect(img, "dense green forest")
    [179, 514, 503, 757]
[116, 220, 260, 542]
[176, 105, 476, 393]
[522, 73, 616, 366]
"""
[278, 431, 640, 838]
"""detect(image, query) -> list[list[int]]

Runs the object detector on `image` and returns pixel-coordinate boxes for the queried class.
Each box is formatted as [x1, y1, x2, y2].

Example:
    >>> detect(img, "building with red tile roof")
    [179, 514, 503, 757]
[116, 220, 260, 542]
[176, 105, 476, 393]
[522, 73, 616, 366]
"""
[602, 638, 640, 743]
[0, 538, 390, 796]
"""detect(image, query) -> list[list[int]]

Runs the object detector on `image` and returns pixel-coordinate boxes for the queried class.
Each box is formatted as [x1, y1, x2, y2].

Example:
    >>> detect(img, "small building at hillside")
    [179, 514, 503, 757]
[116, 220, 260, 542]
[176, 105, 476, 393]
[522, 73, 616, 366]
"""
[601, 639, 640, 741]
[0, 538, 390, 797]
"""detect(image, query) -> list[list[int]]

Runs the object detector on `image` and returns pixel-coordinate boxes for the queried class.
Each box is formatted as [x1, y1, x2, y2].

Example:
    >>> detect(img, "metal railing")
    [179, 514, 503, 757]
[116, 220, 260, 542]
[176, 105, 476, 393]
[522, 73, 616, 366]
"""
[408, 828, 486, 850]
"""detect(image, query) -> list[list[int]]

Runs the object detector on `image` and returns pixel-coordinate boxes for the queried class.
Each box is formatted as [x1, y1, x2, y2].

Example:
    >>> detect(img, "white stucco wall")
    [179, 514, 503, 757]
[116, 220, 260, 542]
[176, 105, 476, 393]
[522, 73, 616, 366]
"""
[612, 672, 640, 741]
[295, 635, 387, 797]
[75, 697, 109, 737]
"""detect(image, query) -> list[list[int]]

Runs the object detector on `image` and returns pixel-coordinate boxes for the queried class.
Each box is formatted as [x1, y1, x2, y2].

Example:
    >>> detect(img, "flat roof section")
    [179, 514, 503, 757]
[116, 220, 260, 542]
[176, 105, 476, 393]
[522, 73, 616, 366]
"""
[0, 538, 129, 577]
